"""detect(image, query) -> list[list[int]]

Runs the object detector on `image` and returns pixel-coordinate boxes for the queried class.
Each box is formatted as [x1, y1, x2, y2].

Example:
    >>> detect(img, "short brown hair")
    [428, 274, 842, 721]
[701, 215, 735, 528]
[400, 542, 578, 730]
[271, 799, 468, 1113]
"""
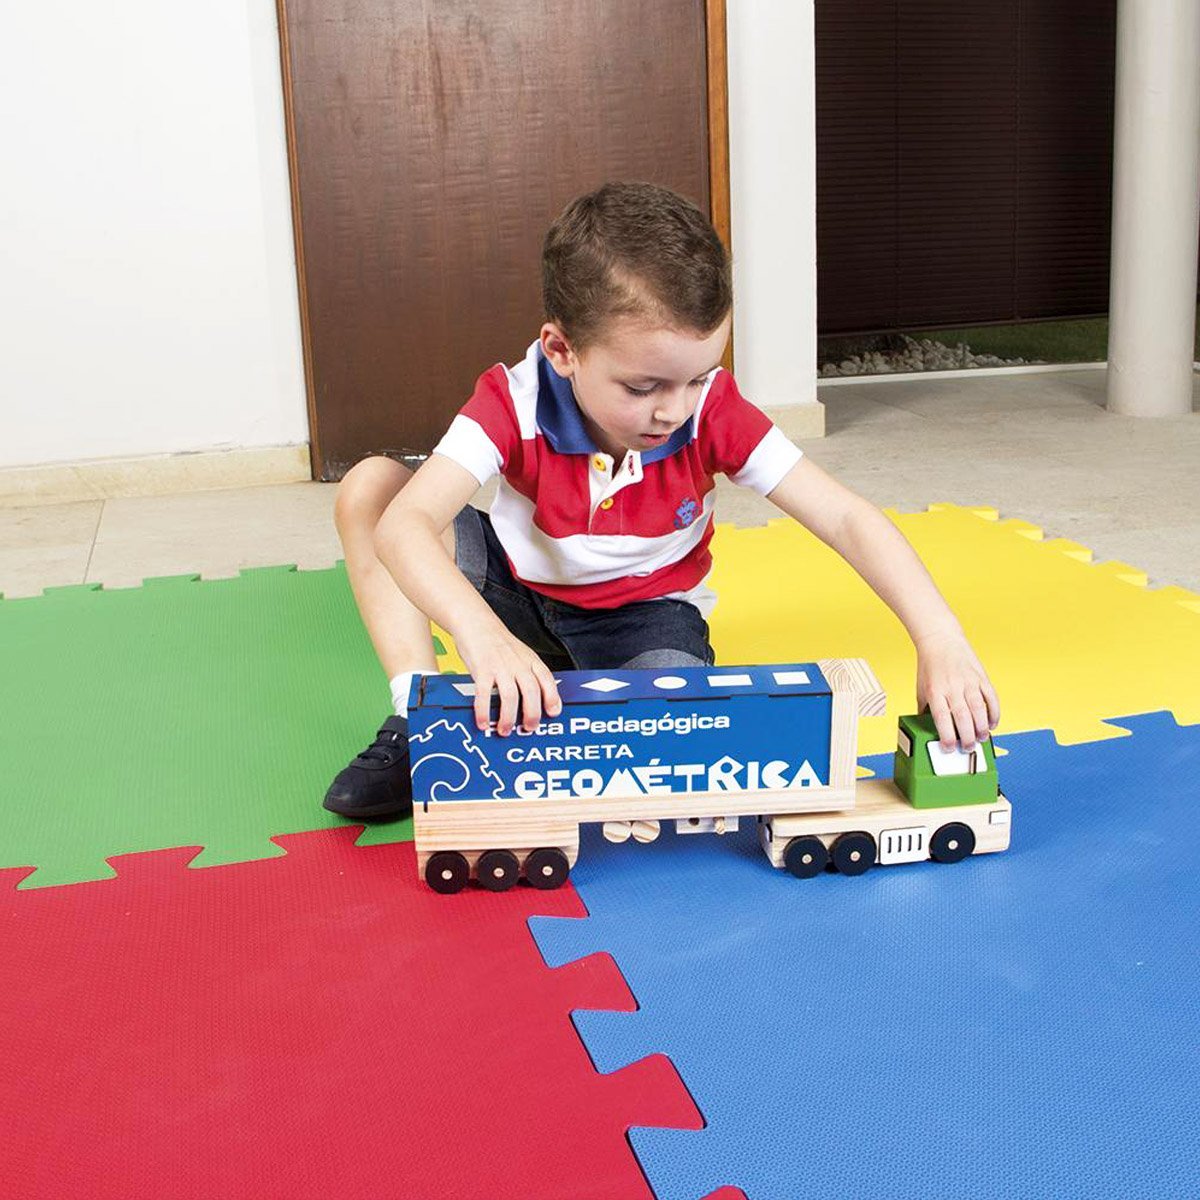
[542, 181, 732, 350]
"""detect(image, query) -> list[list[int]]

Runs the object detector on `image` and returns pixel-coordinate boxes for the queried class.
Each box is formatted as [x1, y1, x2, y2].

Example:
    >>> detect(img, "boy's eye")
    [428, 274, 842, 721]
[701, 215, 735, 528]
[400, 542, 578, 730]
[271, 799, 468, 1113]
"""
[623, 378, 706, 397]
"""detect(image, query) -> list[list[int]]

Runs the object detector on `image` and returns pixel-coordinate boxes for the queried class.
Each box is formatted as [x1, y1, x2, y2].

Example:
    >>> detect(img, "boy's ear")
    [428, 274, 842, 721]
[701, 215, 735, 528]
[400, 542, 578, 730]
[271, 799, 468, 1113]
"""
[539, 322, 576, 377]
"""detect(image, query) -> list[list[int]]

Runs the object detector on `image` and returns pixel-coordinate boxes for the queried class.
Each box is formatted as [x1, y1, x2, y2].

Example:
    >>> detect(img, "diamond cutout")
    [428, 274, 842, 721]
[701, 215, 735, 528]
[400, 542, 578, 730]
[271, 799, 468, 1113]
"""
[580, 677, 630, 693]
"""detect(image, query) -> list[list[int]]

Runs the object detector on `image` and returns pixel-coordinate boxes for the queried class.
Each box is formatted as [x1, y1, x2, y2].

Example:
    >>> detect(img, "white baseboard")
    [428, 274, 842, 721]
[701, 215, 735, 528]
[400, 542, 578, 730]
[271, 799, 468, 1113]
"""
[0, 444, 312, 508]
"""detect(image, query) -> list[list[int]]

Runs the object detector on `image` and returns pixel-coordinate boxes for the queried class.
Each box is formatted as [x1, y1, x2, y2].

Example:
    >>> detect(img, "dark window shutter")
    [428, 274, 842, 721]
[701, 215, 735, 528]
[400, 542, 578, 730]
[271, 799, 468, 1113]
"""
[816, 1, 1122, 338]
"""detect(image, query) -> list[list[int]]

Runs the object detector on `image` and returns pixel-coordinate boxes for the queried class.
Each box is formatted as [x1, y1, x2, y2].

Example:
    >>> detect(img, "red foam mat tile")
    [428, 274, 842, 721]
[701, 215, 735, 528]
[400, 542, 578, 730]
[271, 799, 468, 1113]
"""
[0, 828, 700, 1199]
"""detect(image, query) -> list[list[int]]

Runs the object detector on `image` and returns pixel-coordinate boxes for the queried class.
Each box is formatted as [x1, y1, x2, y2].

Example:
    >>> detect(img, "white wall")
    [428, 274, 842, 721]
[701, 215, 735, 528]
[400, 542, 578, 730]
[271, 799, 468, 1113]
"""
[0, 0, 307, 469]
[0, 3, 818, 472]
[726, 0, 818, 409]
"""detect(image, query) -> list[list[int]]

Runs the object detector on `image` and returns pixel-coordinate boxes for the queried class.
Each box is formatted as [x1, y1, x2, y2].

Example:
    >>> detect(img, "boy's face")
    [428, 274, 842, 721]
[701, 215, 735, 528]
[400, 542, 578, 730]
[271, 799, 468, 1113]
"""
[540, 313, 732, 458]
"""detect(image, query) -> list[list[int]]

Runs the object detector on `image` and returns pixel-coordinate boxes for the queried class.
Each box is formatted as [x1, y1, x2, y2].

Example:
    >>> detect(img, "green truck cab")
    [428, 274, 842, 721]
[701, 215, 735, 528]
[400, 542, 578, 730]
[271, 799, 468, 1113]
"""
[893, 712, 1000, 809]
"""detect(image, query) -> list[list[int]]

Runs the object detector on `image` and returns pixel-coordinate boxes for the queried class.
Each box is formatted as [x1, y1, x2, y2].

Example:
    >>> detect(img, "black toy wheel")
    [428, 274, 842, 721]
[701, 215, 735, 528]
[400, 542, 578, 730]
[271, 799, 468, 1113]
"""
[831, 831, 877, 876]
[783, 835, 829, 879]
[425, 851, 470, 894]
[930, 822, 976, 864]
[524, 847, 570, 890]
[477, 849, 520, 892]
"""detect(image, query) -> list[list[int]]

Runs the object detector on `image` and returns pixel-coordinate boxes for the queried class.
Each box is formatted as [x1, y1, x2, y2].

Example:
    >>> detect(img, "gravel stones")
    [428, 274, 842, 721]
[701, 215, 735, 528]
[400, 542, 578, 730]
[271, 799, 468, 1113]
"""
[819, 334, 1042, 377]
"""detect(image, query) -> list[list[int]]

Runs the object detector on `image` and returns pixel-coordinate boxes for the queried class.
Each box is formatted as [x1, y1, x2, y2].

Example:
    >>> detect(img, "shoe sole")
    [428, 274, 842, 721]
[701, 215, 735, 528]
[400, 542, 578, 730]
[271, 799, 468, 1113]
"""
[322, 795, 413, 821]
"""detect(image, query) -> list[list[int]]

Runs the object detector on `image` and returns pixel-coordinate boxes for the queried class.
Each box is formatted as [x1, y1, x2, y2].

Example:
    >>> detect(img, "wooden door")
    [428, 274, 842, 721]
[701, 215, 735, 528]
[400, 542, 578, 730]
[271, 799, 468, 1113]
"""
[277, 1, 729, 479]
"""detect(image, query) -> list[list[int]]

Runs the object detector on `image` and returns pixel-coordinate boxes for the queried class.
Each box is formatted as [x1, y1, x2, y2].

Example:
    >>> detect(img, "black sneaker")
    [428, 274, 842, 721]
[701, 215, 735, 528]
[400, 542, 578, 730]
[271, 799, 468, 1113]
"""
[323, 715, 413, 819]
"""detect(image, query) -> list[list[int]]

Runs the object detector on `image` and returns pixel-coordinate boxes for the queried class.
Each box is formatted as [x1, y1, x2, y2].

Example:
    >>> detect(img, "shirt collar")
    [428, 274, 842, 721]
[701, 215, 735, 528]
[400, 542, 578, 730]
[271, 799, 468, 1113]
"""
[535, 343, 694, 463]
[536, 346, 594, 453]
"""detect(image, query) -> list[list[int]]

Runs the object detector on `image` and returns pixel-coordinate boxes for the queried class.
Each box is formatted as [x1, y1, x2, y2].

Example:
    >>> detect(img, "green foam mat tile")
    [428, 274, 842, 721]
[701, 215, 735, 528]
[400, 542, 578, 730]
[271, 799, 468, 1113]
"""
[0, 564, 419, 887]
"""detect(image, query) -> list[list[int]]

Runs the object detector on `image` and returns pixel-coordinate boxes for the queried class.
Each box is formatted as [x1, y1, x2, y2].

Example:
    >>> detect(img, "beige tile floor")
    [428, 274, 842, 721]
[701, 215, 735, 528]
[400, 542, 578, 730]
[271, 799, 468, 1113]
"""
[3, 367, 1198, 599]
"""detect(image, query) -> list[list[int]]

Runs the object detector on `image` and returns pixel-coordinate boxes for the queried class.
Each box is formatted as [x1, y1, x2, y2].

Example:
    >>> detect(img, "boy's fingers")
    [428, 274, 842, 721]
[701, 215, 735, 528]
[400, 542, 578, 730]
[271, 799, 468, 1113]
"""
[983, 680, 1001, 728]
[535, 661, 562, 716]
[951, 697, 977, 750]
[928, 698, 956, 750]
[474, 677, 493, 733]
[496, 678, 519, 736]
[969, 693, 991, 741]
[518, 671, 542, 732]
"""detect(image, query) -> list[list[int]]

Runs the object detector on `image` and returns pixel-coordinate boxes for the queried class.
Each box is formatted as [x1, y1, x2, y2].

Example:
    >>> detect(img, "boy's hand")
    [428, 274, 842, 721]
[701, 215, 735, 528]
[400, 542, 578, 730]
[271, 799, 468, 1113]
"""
[914, 628, 1000, 751]
[454, 625, 563, 736]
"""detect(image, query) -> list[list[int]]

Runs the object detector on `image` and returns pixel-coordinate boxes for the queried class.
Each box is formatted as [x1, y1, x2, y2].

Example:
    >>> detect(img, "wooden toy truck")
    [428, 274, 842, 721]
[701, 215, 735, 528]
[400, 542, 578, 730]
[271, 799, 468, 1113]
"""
[407, 661, 1011, 893]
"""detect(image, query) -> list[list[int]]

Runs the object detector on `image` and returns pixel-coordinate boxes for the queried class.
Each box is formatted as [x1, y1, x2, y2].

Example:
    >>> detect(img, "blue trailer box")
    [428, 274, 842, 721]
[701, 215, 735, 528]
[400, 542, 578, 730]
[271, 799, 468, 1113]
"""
[407, 662, 838, 809]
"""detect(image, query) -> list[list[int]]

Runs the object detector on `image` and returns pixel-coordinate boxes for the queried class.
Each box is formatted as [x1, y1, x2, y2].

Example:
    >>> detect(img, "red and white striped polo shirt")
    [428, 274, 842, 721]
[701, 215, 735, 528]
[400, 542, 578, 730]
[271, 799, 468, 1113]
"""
[432, 340, 803, 617]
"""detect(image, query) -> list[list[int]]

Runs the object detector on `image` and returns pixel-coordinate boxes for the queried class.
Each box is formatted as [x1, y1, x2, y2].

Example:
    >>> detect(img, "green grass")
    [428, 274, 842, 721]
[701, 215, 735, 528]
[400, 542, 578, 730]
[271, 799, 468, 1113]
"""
[909, 304, 1200, 364]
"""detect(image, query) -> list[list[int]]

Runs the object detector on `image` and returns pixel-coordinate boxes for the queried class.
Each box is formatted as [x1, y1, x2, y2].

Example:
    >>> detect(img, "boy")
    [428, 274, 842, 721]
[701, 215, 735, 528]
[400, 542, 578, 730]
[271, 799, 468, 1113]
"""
[323, 182, 999, 820]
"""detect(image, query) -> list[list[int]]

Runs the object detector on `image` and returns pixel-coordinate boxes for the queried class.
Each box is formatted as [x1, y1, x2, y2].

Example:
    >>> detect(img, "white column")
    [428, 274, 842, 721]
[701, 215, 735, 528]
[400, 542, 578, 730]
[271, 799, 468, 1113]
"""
[726, 0, 824, 435]
[1106, 0, 1200, 416]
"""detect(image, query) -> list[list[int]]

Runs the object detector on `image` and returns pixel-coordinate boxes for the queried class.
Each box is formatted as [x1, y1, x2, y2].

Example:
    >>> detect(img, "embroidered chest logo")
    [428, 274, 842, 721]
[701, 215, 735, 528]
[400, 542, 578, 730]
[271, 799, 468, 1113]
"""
[674, 498, 699, 529]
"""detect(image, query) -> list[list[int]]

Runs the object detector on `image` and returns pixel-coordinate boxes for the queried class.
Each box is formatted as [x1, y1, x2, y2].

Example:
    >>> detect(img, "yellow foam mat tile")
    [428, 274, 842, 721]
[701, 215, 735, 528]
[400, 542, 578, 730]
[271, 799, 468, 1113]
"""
[1155, 587, 1200, 614]
[702, 503, 1200, 755]
[432, 624, 467, 674]
[1040, 538, 1094, 562]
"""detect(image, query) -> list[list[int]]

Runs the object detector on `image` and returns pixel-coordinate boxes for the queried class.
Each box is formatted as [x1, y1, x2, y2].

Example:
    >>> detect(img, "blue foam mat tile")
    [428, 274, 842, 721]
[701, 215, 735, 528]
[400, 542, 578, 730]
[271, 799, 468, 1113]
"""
[530, 713, 1200, 1200]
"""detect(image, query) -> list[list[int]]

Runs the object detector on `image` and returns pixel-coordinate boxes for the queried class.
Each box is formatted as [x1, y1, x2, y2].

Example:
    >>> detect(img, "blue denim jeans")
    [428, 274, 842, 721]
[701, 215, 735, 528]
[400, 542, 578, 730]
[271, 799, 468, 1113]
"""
[453, 506, 716, 672]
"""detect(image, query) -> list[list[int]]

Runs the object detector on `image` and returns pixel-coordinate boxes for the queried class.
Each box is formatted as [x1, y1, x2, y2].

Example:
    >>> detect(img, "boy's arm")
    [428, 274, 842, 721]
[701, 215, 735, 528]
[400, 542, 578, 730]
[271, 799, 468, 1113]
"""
[764, 456, 999, 750]
[373, 453, 562, 735]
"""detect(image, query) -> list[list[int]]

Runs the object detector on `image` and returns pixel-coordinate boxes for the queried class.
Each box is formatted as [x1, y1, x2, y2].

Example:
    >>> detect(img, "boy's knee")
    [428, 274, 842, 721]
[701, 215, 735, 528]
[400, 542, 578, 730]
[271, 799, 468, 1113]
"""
[619, 649, 709, 670]
[334, 456, 413, 533]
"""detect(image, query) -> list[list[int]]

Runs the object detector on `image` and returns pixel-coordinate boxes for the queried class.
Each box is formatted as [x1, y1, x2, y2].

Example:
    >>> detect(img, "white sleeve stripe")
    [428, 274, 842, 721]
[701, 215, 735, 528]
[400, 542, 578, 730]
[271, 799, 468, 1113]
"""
[729, 426, 804, 495]
[688, 368, 719, 435]
[430, 414, 503, 486]
[503, 341, 542, 439]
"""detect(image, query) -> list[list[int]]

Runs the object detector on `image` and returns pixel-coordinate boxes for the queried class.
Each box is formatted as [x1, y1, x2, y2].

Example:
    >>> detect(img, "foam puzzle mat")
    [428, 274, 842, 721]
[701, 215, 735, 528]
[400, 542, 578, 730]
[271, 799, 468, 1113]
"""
[4, 505, 1198, 889]
[3, 502, 1199, 1199]
[0, 827, 703, 1199]
[531, 711, 1200, 1199]
[708, 504, 1200, 752]
[0, 566, 438, 886]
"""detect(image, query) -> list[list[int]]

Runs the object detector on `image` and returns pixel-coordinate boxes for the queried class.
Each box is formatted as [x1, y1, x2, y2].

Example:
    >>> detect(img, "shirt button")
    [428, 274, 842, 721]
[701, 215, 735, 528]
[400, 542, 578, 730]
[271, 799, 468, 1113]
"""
[599, 498, 614, 510]
[592, 455, 607, 471]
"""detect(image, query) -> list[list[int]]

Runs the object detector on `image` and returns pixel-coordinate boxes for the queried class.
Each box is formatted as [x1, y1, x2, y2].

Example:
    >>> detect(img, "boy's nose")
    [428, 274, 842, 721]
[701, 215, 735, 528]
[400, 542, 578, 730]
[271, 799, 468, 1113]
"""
[653, 390, 689, 425]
